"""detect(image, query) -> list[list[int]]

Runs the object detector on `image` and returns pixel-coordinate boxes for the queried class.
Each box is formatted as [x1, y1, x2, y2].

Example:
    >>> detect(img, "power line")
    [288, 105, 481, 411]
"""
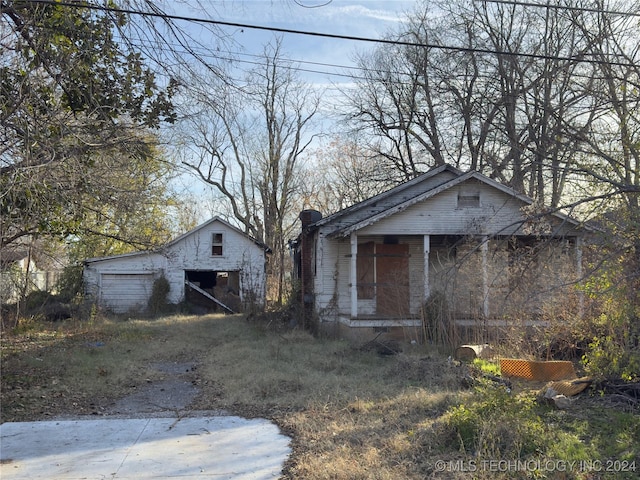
[15, 0, 639, 68]
[476, 0, 640, 17]
[123, 36, 619, 87]
[110, 34, 416, 83]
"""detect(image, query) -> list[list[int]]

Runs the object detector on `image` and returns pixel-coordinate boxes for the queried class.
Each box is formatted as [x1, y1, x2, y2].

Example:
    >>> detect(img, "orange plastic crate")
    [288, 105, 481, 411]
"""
[500, 358, 576, 381]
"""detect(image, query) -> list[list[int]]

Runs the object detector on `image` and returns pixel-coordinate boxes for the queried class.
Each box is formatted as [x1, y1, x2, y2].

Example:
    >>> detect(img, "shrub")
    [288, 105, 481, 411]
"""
[24, 290, 54, 310]
[148, 275, 171, 315]
[56, 264, 84, 303]
[444, 383, 547, 458]
[583, 334, 640, 382]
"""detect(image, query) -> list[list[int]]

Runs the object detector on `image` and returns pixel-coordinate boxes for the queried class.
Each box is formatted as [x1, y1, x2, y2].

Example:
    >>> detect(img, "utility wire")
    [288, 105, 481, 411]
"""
[14, 0, 640, 68]
[114, 34, 618, 87]
[476, 0, 640, 17]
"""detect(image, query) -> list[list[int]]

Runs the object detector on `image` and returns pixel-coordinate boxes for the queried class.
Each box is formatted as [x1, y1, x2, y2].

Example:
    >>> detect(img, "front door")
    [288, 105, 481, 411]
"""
[376, 244, 410, 317]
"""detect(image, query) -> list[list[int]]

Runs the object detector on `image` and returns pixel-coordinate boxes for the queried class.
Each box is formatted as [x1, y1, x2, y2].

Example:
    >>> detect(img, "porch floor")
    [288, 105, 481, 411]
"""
[336, 314, 422, 328]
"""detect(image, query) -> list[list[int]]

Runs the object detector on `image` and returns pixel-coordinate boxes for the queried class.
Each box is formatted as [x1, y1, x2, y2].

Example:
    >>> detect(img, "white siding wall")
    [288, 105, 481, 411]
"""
[164, 221, 266, 305]
[84, 219, 267, 313]
[356, 182, 579, 238]
[357, 183, 526, 236]
[314, 233, 426, 320]
[83, 252, 166, 312]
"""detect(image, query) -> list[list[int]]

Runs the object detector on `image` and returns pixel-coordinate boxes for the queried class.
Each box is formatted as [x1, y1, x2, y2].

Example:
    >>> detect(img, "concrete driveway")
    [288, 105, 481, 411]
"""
[0, 415, 291, 479]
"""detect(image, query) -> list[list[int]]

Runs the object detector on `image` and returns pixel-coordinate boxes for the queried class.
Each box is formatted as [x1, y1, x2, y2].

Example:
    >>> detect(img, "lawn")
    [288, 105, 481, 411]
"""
[1, 313, 638, 479]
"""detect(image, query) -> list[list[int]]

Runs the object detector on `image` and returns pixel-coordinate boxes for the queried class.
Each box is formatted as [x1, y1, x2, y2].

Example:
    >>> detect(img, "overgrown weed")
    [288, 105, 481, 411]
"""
[1, 314, 638, 479]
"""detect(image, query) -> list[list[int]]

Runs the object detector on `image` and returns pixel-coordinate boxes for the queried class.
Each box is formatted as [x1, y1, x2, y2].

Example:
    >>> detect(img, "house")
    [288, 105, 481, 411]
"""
[291, 165, 586, 342]
[83, 217, 270, 314]
[1, 241, 63, 303]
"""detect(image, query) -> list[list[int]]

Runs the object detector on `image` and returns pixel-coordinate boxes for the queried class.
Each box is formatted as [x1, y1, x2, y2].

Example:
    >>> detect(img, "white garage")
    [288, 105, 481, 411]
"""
[83, 217, 270, 314]
[99, 273, 155, 313]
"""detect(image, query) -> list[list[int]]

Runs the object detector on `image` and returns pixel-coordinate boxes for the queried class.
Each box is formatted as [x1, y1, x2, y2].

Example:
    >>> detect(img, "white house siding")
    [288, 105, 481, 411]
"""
[354, 182, 526, 237]
[314, 233, 426, 320]
[84, 218, 268, 314]
[313, 231, 341, 314]
[83, 252, 167, 313]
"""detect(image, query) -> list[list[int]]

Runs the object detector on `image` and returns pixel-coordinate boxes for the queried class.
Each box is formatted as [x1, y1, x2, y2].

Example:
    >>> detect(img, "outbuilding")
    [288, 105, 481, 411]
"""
[84, 217, 270, 314]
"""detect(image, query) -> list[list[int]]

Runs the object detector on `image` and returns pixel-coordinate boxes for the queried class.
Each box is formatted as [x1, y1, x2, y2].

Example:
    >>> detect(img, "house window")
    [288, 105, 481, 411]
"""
[458, 191, 480, 208]
[211, 233, 223, 256]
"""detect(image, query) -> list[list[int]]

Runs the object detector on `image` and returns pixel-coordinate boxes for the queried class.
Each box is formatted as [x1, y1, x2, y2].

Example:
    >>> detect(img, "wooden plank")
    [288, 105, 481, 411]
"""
[356, 241, 375, 299]
[376, 244, 410, 317]
[185, 280, 235, 314]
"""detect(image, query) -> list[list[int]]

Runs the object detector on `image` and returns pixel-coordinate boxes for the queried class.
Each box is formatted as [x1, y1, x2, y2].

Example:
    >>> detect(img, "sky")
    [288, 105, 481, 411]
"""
[161, 0, 418, 88]
[152, 1, 420, 221]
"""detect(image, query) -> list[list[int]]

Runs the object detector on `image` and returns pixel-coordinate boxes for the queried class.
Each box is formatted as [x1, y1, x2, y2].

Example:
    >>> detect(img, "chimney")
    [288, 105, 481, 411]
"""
[297, 210, 322, 329]
[299, 209, 322, 228]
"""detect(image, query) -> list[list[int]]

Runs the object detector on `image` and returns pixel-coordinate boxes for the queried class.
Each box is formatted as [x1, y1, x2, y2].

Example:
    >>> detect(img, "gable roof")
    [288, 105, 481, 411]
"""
[307, 165, 586, 238]
[166, 216, 271, 252]
[312, 164, 459, 230]
[84, 216, 270, 264]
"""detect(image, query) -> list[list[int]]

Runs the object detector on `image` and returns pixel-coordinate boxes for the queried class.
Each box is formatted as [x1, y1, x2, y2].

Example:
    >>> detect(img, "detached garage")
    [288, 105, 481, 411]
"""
[83, 217, 270, 314]
[100, 273, 155, 313]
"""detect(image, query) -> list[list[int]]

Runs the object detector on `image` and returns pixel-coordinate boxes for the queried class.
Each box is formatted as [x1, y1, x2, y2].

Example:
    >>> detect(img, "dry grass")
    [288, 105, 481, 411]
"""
[2, 313, 639, 479]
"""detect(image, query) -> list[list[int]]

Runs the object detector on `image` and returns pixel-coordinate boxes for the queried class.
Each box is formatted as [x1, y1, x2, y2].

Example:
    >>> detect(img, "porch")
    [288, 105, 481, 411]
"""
[343, 233, 584, 322]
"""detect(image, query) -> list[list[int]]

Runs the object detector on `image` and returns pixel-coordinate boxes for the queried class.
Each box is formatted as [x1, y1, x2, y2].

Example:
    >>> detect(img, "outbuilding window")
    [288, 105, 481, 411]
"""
[212, 233, 223, 256]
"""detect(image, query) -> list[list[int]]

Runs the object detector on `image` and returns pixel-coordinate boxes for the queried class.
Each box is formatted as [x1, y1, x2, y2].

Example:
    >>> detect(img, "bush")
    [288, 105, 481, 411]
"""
[580, 256, 640, 382]
[56, 264, 84, 303]
[444, 383, 547, 458]
[21, 290, 72, 322]
[148, 275, 170, 315]
[24, 290, 55, 310]
[583, 334, 640, 382]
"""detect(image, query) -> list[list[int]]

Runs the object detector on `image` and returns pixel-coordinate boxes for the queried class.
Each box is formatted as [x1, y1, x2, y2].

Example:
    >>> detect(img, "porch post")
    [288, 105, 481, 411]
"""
[350, 233, 358, 318]
[481, 236, 490, 318]
[423, 235, 430, 300]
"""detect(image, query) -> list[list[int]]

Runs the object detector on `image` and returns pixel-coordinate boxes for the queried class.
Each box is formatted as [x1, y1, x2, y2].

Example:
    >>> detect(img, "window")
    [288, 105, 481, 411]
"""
[211, 233, 223, 256]
[458, 191, 480, 208]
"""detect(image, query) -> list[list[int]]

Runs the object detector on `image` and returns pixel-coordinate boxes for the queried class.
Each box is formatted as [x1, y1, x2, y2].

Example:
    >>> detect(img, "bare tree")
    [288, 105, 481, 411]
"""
[565, 1, 640, 300]
[179, 37, 320, 304]
[301, 135, 397, 214]
[344, 0, 608, 206]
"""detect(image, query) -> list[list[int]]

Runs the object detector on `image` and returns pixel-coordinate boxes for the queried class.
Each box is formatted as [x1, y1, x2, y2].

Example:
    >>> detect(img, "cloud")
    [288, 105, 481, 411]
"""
[327, 4, 409, 24]
[207, 1, 412, 33]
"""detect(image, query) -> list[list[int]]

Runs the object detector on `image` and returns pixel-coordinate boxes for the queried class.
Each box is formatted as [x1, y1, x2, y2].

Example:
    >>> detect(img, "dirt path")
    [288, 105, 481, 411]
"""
[104, 361, 220, 418]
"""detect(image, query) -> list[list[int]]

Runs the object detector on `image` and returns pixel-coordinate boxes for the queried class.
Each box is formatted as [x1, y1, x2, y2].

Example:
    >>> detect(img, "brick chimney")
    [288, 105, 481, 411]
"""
[299, 209, 322, 228]
[298, 210, 322, 328]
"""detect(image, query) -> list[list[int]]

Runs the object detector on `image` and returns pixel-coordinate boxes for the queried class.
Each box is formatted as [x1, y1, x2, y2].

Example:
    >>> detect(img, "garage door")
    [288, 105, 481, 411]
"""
[100, 273, 155, 313]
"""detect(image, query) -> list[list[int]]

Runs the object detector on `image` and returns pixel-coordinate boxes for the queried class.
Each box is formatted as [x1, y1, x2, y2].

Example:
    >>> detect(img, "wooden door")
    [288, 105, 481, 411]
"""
[376, 244, 410, 317]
